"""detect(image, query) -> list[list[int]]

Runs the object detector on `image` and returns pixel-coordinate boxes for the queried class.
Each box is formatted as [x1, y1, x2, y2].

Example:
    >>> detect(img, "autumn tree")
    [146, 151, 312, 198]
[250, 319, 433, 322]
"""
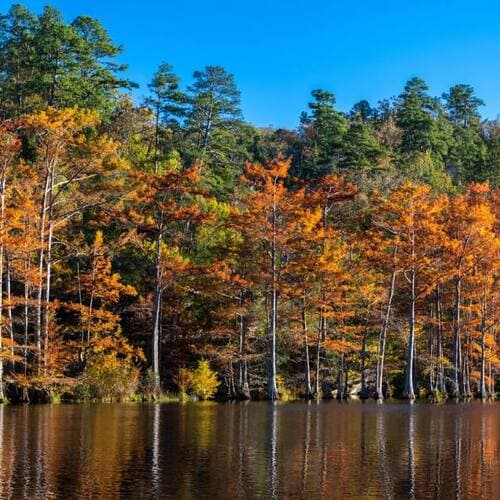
[22, 107, 129, 379]
[443, 183, 498, 397]
[0, 122, 20, 401]
[127, 164, 204, 395]
[234, 159, 293, 400]
[374, 183, 447, 399]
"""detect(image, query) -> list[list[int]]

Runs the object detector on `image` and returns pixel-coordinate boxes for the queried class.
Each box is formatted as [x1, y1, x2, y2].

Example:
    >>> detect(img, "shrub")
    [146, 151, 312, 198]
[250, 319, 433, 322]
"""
[173, 367, 194, 400]
[191, 360, 219, 400]
[276, 375, 295, 402]
[74, 383, 92, 401]
[141, 368, 162, 401]
[82, 353, 139, 402]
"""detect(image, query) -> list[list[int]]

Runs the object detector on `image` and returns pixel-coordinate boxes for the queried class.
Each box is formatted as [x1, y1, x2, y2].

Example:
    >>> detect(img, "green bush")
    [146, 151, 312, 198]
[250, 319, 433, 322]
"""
[82, 353, 139, 402]
[173, 367, 194, 401]
[191, 360, 219, 400]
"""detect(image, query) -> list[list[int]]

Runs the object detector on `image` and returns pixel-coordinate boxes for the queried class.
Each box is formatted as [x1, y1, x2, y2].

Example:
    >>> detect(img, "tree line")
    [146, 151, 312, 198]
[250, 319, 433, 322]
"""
[0, 4, 497, 402]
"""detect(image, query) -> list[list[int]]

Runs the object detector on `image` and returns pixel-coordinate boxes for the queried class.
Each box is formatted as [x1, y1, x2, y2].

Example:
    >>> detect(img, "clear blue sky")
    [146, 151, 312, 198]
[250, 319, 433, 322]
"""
[15, 1, 500, 128]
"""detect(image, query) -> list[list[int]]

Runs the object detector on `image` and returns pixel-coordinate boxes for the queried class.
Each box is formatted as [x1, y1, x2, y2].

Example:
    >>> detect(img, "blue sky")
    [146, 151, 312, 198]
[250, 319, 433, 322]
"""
[15, 1, 500, 128]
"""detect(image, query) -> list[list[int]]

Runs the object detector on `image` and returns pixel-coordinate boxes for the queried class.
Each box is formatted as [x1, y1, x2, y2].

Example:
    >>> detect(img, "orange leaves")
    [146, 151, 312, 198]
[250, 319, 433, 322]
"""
[127, 165, 207, 241]
[0, 122, 21, 160]
[83, 230, 137, 305]
[307, 173, 358, 212]
[22, 106, 100, 139]
[241, 157, 290, 188]
[323, 338, 360, 354]
[444, 183, 497, 274]
[371, 181, 448, 294]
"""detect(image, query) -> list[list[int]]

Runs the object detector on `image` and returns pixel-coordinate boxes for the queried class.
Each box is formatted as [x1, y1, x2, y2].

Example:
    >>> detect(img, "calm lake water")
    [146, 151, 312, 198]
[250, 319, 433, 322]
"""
[0, 401, 498, 499]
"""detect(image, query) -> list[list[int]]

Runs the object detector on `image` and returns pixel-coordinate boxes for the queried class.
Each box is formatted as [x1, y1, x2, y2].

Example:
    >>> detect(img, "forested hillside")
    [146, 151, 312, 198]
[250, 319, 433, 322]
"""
[0, 4, 498, 403]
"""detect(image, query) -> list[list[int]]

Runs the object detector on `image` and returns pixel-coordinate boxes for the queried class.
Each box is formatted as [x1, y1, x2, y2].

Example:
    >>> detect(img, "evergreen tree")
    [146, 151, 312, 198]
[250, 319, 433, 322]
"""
[443, 84, 487, 184]
[0, 5, 133, 116]
[396, 77, 453, 189]
[145, 62, 186, 172]
[298, 89, 348, 179]
[186, 65, 242, 155]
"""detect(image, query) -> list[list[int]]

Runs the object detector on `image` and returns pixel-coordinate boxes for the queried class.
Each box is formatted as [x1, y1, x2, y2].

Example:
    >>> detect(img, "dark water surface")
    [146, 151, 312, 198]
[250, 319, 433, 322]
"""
[0, 401, 498, 499]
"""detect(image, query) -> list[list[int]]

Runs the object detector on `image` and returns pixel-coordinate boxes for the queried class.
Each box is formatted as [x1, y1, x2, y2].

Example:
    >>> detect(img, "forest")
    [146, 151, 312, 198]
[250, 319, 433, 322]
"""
[0, 4, 497, 403]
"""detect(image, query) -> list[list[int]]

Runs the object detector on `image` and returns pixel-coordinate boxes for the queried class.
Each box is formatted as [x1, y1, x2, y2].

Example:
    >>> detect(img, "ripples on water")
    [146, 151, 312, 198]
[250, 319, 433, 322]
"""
[0, 401, 498, 499]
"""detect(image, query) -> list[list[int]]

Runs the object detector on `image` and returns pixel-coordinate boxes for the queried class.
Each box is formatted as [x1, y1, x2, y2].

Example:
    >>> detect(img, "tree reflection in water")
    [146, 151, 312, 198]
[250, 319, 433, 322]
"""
[0, 401, 498, 499]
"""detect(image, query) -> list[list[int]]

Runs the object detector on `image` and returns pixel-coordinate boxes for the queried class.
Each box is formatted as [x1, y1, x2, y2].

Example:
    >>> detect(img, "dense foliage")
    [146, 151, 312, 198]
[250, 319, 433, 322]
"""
[0, 4, 498, 402]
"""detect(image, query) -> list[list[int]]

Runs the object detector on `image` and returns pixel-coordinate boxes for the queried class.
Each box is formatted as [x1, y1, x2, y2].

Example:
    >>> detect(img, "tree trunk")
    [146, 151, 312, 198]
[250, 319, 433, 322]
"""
[268, 195, 279, 401]
[238, 292, 250, 400]
[0, 239, 4, 402]
[487, 356, 493, 398]
[403, 268, 416, 399]
[23, 258, 30, 402]
[360, 330, 368, 398]
[435, 286, 446, 395]
[462, 330, 472, 398]
[302, 296, 313, 399]
[315, 306, 325, 399]
[153, 102, 160, 174]
[376, 254, 397, 400]
[479, 298, 487, 399]
[36, 170, 51, 371]
[336, 352, 344, 400]
[451, 277, 462, 398]
[42, 165, 54, 375]
[268, 285, 279, 400]
[314, 206, 328, 400]
[151, 230, 162, 397]
[0, 162, 5, 401]
[42, 222, 53, 374]
[6, 256, 13, 368]
[428, 301, 436, 394]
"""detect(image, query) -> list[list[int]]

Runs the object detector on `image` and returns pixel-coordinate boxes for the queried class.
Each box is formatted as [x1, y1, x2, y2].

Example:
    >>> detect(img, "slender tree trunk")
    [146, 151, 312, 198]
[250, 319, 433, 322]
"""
[151, 230, 162, 396]
[201, 104, 214, 153]
[314, 206, 328, 400]
[85, 254, 97, 349]
[360, 330, 368, 398]
[268, 284, 279, 399]
[487, 355, 493, 398]
[462, 330, 471, 397]
[42, 164, 54, 377]
[479, 295, 487, 399]
[42, 221, 53, 374]
[76, 261, 85, 368]
[36, 170, 50, 371]
[376, 252, 397, 400]
[23, 258, 30, 402]
[238, 292, 250, 400]
[451, 276, 462, 398]
[153, 103, 160, 173]
[0, 161, 7, 401]
[337, 351, 345, 400]
[6, 256, 13, 367]
[0, 161, 7, 402]
[404, 268, 416, 399]
[302, 295, 312, 398]
[429, 320, 435, 394]
[267, 192, 279, 401]
[0, 233, 4, 402]
[228, 361, 237, 399]
[435, 286, 446, 395]
[315, 317, 322, 399]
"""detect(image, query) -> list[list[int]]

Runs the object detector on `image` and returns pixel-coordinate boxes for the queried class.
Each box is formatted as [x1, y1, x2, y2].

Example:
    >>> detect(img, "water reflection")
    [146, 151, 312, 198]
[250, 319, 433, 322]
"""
[0, 401, 498, 499]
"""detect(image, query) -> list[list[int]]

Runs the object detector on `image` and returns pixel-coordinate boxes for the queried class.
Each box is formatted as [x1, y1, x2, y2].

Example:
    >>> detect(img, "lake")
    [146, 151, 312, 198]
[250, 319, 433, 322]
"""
[0, 401, 498, 499]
